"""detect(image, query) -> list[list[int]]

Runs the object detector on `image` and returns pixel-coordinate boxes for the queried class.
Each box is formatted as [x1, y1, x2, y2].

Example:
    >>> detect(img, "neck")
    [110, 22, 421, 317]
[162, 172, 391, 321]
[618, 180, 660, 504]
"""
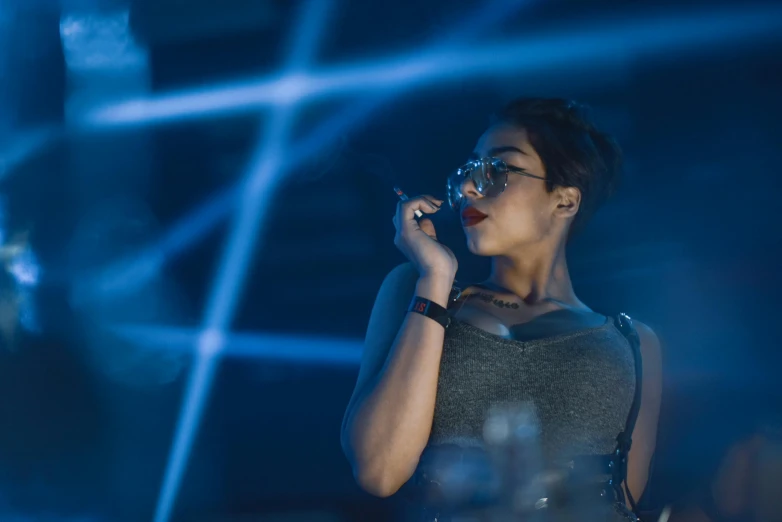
[487, 239, 577, 306]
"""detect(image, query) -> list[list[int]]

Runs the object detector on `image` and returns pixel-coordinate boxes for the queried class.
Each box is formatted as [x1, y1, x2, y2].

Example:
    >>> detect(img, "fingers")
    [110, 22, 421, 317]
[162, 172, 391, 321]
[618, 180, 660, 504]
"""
[418, 218, 437, 240]
[396, 195, 443, 222]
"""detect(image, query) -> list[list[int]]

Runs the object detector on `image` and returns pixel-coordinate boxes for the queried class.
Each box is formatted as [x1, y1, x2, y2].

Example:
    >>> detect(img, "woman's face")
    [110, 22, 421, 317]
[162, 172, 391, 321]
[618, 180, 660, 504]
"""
[459, 123, 575, 257]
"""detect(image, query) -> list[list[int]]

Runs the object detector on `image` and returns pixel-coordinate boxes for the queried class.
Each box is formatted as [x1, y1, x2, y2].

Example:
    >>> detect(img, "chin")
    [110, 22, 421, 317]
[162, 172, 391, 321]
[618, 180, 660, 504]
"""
[465, 233, 502, 257]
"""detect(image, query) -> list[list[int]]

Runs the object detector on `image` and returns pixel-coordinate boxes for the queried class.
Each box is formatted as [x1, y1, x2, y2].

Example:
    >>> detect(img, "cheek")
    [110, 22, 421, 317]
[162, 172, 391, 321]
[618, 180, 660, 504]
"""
[494, 191, 552, 236]
[495, 188, 547, 222]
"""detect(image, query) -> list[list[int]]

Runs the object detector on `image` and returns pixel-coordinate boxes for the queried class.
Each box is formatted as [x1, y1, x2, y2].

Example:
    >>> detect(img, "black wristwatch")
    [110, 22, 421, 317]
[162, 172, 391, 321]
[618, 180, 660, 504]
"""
[408, 296, 452, 328]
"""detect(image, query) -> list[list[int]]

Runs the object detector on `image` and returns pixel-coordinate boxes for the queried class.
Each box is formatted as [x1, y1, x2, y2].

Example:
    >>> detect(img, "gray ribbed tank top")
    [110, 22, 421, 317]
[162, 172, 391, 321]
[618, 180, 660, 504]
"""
[428, 316, 637, 461]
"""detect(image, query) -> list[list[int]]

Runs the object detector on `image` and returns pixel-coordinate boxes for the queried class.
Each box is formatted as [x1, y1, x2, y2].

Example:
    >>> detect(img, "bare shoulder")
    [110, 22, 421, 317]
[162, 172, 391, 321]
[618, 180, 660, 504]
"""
[625, 319, 663, 499]
[633, 320, 658, 343]
[633, 320, 662, 369]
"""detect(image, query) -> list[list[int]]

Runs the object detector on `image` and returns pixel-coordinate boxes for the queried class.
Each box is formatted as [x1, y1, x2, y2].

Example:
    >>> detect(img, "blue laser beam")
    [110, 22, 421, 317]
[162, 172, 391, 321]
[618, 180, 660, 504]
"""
[107, 323, 363, 364]
[77, 1, 782, 304]
[82, 0, 538, 301]
[150, 3, 335, 522]
[0, 126, 60, 180]
[150, 3, 540, 518]
[82, 4, 782, 128]
[150, 326, 222, 522]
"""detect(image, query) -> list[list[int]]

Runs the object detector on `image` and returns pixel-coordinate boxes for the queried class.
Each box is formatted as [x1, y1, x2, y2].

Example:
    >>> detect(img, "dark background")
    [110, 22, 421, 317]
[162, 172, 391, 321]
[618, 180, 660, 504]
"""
[1, 0, 781, 520]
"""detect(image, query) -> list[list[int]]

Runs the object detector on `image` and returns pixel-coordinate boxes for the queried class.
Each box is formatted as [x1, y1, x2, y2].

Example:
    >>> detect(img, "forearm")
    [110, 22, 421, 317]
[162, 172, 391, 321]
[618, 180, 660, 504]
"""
[345, 274, 453, 496]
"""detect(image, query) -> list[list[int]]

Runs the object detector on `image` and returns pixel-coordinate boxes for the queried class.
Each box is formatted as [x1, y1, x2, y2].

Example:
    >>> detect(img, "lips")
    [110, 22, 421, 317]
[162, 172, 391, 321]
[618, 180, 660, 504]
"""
[461, 206, 488, 227]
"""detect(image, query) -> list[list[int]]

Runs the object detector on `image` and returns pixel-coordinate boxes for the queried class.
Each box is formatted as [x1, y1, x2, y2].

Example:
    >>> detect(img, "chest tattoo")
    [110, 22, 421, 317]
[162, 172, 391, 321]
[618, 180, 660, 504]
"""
[467, 292, 520, 310]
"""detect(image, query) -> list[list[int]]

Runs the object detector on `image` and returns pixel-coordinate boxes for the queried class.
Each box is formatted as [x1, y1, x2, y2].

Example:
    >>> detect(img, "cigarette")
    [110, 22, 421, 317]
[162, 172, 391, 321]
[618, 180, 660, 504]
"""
[393, 186, 424, 218]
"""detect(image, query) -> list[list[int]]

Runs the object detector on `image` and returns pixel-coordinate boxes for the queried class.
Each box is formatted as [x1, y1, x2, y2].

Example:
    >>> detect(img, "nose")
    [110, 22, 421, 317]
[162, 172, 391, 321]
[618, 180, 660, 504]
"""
[459, 174, 482, 202]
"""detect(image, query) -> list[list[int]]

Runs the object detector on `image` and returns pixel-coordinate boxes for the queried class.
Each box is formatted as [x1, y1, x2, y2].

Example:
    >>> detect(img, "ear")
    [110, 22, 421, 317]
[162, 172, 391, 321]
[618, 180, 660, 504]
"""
[553, 186, 581, 218]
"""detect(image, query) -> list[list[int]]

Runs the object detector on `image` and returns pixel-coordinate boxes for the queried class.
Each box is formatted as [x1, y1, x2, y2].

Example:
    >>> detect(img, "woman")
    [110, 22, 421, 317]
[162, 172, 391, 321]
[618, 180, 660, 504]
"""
[341, 98, 662, 521]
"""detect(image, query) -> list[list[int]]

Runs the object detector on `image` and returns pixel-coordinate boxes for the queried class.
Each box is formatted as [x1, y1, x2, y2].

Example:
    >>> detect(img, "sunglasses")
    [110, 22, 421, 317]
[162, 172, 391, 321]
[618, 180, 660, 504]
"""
[446, 157, 547, 211]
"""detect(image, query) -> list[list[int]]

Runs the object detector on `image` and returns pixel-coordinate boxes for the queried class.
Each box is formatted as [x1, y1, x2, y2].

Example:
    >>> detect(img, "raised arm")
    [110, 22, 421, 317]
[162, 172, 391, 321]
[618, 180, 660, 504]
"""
[340, 262, 454, 497]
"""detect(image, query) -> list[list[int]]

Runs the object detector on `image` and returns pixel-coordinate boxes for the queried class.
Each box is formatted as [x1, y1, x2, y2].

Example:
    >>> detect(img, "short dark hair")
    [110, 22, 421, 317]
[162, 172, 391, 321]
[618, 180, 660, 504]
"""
[492, 97, 622, 235]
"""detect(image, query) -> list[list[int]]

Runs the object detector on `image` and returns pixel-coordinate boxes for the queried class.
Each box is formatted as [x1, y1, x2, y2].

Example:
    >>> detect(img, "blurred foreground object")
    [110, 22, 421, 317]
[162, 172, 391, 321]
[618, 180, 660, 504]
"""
[669, 416, 782, 522]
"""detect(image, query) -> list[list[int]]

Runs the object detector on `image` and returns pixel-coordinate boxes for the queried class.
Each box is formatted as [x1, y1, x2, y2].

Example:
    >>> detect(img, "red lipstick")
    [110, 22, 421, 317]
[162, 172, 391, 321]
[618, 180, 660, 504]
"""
[461, 206, 488, 227]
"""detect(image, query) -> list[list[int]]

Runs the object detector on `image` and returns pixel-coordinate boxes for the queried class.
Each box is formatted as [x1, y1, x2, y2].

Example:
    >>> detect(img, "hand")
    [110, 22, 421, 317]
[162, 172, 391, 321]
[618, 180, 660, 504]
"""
[392, 195, 457, 279]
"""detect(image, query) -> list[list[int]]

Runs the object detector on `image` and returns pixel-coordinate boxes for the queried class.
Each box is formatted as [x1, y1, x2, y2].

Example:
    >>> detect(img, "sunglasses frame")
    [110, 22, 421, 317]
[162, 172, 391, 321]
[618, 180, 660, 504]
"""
[447, 157, 548, 211]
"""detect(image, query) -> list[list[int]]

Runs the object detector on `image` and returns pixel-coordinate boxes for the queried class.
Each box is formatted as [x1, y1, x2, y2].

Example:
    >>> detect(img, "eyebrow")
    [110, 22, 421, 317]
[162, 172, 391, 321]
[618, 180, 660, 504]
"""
[469, 146, 529, 160]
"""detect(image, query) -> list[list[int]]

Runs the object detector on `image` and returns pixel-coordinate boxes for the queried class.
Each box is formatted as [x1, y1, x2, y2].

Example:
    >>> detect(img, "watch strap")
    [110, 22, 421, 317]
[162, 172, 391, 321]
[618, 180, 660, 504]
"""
[408, 296, 451, 328]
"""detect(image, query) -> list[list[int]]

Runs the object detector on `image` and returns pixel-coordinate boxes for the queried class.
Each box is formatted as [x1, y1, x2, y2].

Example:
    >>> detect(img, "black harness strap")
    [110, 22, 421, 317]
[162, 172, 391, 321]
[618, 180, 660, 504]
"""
[612, 312, 644, 512]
